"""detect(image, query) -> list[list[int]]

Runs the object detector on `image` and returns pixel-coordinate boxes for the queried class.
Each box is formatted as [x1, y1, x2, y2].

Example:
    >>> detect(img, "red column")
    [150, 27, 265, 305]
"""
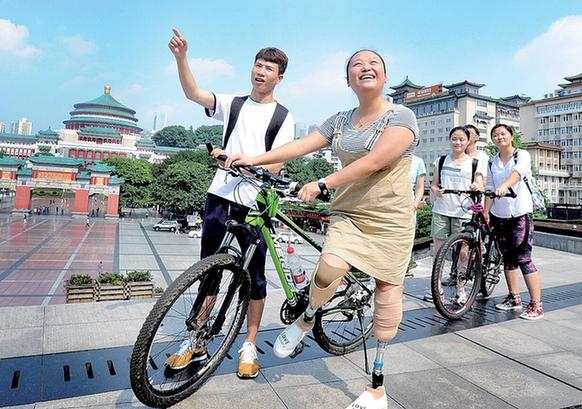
[72, 189, 89, 215]
[14, 186, 32, 212]
[106, 193, 119, 217]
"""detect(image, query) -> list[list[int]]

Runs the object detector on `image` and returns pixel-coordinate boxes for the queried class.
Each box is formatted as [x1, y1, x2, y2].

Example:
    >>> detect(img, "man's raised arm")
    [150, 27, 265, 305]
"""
[168, 28, 215, 109]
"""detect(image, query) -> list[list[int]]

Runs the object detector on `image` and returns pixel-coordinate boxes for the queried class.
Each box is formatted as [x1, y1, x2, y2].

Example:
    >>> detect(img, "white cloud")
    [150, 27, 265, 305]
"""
[164, 58, 235, 82]
[281, 52, 350, 99]
[0, 19, 40, 58]
[58, 35, 96, 56]
[513, 16, 582, 81]
[277, 52, 357, 125]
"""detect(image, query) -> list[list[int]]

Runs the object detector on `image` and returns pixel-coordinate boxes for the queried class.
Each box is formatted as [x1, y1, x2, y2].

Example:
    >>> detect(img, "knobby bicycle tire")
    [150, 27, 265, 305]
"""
[431, 232, 482, 320]
[130, 254, 250, 408]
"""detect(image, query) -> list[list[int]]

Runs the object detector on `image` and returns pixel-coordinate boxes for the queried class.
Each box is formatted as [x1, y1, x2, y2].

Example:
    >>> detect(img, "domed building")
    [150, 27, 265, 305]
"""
[63, 85, 142, 134]
[57, 85, 184, 164]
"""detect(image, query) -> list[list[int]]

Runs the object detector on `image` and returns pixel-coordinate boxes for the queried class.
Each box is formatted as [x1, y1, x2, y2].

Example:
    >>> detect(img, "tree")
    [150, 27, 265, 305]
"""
[307, 158, 335, 180]
[155, 161, 213, 214]
[104, 157, 155, 208]
[153, 149, 214, 177]
[153, 125, 195, 148]
[193, 125, 223, 147]
[284, 157, 335, 185]
[284, 158, 314, 184]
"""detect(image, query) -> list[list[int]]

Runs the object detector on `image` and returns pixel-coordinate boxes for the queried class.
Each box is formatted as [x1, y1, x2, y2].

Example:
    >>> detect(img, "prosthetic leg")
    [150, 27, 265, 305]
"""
[346, 284, 403, 409]
[273, 258, 346, 358]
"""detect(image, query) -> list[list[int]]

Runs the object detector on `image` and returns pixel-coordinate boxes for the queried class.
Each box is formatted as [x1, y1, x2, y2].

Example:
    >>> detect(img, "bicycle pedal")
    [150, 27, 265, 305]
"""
[289, 341, 305, 358]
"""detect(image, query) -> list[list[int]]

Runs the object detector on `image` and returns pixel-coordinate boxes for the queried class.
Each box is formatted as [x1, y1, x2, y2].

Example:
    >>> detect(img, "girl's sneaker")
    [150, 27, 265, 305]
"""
[495, 293, 522, 311]
[520, 300, 544, 320]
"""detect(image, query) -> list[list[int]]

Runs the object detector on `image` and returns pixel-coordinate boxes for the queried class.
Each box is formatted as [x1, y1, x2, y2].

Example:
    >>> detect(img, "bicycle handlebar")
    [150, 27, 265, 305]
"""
[205, 142, 329, 200]
[442, 188, 516, 199]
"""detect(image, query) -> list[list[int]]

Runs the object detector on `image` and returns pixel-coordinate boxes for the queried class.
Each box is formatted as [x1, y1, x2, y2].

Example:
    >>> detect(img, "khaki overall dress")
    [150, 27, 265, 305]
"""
[321, 114, 415, 285]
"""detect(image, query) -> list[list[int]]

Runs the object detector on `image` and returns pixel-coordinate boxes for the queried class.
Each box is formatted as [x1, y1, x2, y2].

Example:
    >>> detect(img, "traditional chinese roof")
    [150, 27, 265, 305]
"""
[36, 127, 60, 141]
[64, 85, 142, 133]
[564, 73, 582, 82]
[77, 126, 122, 140]
[0, 157, 25, 166]
[0, 133, 37, 144]
[444, 80, 485, 89]
[88, 164, 115, 173]
[76, 171, 91, 180]
[28, 156, 84, 167]
[390, 76, 423, 90]
[136, 136, 155, 148]
[16, 168, 32, 176]
[108, 176, 124, 185]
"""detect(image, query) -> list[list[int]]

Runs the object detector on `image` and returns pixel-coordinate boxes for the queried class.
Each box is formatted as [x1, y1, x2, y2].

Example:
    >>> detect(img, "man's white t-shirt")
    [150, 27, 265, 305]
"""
[206, 94, 294, 208]
[486, 149, 533, 218]
[432, 154, 487, 218]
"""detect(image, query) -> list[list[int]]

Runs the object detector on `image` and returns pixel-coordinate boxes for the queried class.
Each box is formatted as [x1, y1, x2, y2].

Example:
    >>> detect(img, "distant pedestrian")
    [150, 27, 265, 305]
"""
[23, 214, 27, 224]
[61, 208, 64, 216]
[97, 261, 103, 274]
[86, 217, 90, 228]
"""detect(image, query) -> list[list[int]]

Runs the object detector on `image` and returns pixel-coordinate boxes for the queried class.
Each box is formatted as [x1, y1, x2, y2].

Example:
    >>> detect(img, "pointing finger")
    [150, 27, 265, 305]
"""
[172, 28, 182, 38]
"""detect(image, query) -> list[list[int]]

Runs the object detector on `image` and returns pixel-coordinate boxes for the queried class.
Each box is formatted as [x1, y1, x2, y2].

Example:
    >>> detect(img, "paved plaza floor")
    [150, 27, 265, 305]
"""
[1, 215, 582, 408]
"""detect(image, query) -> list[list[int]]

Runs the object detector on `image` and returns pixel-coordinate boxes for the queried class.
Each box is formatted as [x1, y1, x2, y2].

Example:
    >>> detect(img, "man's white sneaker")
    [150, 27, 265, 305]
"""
[273, 316, 313, 358]
[346, 386, 388, 409]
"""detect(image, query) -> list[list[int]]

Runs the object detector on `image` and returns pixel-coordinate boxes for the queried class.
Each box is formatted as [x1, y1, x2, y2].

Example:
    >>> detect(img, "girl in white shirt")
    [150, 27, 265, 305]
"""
[430, 126, 486, 251]
[485, 124, 543, 320]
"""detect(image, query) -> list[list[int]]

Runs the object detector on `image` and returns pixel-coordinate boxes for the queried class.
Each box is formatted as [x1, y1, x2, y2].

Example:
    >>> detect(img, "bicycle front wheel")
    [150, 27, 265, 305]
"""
[130, 254, 250, 408]
[431, 233, 482, 320]
[312, 276, 374, 355]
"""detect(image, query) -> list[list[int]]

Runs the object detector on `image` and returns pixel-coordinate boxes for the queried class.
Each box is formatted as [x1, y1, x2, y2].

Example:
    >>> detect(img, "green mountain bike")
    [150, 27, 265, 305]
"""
[130, 152, 376, 408]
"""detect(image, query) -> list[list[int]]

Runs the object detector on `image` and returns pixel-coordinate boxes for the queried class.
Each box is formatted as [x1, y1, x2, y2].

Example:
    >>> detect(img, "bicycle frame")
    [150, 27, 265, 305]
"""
[215, 181, 369, 306]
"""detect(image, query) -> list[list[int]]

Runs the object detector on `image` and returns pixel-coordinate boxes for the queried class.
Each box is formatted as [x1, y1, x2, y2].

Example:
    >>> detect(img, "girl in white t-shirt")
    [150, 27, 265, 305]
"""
[430, 126, 486, 252]
[485, 124, 543, 320]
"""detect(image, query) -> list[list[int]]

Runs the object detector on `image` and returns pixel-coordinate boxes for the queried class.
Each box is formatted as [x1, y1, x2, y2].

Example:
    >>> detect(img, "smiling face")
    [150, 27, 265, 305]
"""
[346, 50, 387, 94]
[250, 58, 283, 95]
[450, 130, 470, 154]
[491, 126, 514, 149]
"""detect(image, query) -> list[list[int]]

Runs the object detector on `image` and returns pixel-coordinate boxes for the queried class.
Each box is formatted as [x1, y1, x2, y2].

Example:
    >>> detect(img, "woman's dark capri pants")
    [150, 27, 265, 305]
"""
[200, 193, 268, 300]
[490, 212, 537, 275]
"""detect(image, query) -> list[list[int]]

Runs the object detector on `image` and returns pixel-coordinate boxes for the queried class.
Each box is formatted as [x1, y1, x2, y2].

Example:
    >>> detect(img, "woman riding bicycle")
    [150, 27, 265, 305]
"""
[226, 49, 418, 409]
[485, 123, 544, 320]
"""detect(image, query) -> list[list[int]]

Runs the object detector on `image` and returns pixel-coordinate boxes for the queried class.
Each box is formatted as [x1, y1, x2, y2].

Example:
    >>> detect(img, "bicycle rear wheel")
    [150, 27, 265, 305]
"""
[431, 233, 482, 320]
[130, 254, 250, 408]
[312, 276, 374, 355]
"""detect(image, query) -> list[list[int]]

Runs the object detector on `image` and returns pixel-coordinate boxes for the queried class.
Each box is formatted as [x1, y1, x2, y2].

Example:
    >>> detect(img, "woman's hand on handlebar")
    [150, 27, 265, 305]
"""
[298, 181, 321, 203]
[224, 153, 255, 168]
[469, 182, 483, 192]
[495, 185, 511, 198]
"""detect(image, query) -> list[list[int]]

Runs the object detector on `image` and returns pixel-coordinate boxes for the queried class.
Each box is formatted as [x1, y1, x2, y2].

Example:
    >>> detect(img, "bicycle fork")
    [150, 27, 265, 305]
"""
[185, 231, 258, 336]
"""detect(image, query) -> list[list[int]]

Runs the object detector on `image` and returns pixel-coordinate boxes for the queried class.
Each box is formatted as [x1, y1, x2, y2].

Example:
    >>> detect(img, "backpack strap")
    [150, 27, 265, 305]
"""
[513, 149, 534, 194]
[222, 96, 249, 149]
[437, 155, 446, 187]
[264, 102, 288, 151]
[471, 157, 479, 184]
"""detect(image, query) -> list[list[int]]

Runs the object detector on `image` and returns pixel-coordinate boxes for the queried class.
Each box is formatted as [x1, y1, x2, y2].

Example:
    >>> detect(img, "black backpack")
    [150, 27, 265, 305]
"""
[215, 95, 289, 151]
[438, 155, 479, 187]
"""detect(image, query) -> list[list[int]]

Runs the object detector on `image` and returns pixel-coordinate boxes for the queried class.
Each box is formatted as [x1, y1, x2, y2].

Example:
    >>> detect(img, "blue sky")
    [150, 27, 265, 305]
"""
[1, 1, 582, 133]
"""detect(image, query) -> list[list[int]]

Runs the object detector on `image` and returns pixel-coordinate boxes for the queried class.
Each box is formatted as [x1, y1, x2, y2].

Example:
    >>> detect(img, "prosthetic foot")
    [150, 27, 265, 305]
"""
[345, 386, 388, 409]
